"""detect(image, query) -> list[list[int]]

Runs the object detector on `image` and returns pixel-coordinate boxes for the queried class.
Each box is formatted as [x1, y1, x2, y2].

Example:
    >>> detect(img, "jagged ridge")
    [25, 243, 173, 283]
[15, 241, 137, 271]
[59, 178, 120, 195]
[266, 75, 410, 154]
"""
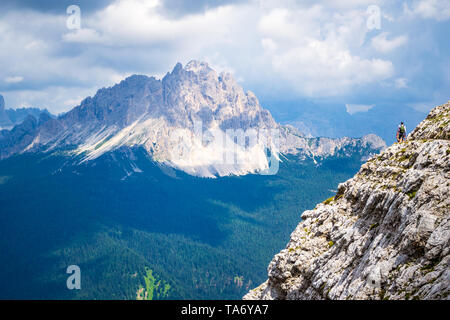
[0, 61, 386, 177]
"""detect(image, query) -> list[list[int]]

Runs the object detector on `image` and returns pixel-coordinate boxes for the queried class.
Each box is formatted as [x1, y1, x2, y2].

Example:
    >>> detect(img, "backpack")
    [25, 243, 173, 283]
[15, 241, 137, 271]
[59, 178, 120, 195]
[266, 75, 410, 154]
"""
[399, 125, 405, 134]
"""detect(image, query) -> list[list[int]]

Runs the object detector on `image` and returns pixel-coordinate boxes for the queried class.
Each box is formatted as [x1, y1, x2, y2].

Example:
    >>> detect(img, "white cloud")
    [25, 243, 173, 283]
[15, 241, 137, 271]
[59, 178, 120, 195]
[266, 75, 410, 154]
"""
[345, 103, 375, 115]
[4, 76, 24, 83]
[55, 1, 397, 98]
[24, 40, 46, 51]
[62, 28, 102, 43]
[3, 86, 97, 111]
[0, 9, 131, 112]
[395, 77, 408, 88]
[403, 0, 450, 21]
[371, 32, 408, 53]
[1, 0, 446, 114]
[408, 98, 449, 113]
[258, 6, 394, 96]
[408, 101, 435, 112]
[78, 0, 238, 47]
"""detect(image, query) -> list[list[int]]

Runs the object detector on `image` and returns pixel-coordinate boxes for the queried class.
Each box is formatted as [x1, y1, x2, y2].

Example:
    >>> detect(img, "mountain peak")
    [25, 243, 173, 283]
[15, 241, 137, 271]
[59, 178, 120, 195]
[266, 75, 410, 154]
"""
[170, 62, 183, 75]
[166, 60, 215, 79]
[184, 60, 212, 73]
[362, 133, 386, 149]
[0, 62, 387, 178]
[121, 74, 153, 85]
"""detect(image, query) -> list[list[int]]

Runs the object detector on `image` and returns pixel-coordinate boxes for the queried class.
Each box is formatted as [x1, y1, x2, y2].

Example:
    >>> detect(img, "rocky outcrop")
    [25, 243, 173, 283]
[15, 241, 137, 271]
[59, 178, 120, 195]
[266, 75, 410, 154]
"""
[0, 115, 39, 158]
[244, 101, 450, 300]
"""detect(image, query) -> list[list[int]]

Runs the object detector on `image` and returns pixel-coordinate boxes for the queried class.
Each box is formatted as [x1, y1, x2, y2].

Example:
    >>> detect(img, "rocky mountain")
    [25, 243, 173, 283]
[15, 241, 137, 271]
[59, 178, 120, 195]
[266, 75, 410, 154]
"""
[0, 61, 385, 177]
[244, 101, 450, 300]
[0, 94, 52, 130]
[0, 94, 12, 128]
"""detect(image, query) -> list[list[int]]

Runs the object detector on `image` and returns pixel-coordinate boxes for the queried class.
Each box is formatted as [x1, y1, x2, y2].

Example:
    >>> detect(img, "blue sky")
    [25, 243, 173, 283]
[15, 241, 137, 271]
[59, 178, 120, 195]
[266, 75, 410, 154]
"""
[0, 0, 449, 138]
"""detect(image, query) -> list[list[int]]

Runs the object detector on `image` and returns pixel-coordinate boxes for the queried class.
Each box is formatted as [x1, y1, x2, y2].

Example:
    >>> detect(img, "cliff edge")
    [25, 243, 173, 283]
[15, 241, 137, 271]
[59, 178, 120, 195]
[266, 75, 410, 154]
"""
[244, 101, 450, 300]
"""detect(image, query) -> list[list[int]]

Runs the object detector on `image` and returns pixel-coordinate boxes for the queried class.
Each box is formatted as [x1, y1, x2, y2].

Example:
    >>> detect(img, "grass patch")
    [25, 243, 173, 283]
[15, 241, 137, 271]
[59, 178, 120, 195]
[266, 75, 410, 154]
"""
[369, 223, 379, 231]
[420, 258, 440, 274]
[406, 190, 418, 199]
[289, 246, 302, 253]
[397, 154, 411, 162]
[136, 267, 171, 300]
[319, 282, 326, 293]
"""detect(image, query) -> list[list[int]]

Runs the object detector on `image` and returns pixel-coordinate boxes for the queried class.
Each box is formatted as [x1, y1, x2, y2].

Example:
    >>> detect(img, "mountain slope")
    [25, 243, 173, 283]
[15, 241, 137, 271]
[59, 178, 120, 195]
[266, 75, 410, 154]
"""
[0, 61, 385, 177]
[244, 101, 450, 300]
[0, 146, 370, 299]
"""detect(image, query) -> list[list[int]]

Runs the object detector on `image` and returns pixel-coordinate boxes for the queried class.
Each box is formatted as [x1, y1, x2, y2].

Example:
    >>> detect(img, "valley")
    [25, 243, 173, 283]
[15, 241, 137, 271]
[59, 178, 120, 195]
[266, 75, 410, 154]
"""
[0, 148, 366, 299]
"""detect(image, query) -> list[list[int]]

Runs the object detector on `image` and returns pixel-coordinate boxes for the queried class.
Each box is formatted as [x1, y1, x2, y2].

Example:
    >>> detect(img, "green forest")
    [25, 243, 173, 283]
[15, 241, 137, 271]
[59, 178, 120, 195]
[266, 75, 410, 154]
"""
[0, 147, 365, 299]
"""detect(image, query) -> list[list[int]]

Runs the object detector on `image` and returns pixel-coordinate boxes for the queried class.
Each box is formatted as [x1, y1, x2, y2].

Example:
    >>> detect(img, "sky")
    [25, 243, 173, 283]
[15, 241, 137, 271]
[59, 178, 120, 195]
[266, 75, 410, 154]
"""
[0, 0, 449, 134]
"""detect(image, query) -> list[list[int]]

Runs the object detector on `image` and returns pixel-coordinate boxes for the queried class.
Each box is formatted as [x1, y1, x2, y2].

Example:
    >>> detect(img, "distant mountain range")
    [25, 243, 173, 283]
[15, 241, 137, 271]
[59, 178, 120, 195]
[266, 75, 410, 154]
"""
[0, 61, 386, 177]
[263, 99, 427, 145]
[0, 94, 53, 129]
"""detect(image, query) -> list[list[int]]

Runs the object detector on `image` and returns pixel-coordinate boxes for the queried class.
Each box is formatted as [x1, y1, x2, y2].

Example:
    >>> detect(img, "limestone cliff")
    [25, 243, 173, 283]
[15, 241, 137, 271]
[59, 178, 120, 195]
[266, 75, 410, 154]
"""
[0, 61, 385, 177]
[244, 101, 450, 300]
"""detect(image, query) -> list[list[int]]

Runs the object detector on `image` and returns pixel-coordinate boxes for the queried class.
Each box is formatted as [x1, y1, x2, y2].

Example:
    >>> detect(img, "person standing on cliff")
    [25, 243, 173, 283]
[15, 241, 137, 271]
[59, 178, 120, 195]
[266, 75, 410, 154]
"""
[397, 122, 407, 142]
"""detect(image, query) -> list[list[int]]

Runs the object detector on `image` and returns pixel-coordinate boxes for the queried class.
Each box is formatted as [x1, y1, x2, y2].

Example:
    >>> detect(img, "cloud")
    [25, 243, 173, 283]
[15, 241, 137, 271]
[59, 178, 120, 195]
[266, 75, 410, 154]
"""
[156, 0, 247, 18]
[394, 78, 408, 88]
[407, 95, 450, 113]
[0, 0, 113, 14]
[403, 0, 450, 21]
[0, 9, 129, 110]
[345, 103, 375, 115]
[2, 86, 97, 111]
[408, 101, 438, 113]
[62, 28, 102, 43]
[371, 32, 408, 53]
[0, 0, 254, 111]
[258, 6, 394, 96]
[0, 0, 448, 116]
[4, 76, 24, 83]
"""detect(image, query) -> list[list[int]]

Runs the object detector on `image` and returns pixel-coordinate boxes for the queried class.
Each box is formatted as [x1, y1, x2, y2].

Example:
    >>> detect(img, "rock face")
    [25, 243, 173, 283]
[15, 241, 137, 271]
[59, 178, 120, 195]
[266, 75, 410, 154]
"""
[0, 94, 52, 130]
[0, 94, 12, 128]
[244, 102, 450, 300]
[0, 61, 385, 177]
